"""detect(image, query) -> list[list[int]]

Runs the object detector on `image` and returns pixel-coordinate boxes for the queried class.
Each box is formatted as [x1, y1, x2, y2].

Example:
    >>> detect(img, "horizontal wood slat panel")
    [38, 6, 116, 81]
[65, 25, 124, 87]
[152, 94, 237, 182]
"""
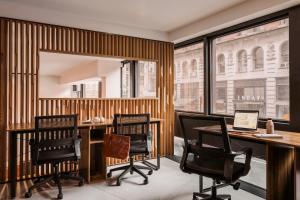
[0, 17, 174, 182]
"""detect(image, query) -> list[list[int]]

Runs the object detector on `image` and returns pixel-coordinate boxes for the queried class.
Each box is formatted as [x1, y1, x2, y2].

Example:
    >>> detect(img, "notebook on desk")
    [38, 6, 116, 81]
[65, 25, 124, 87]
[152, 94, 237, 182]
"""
[253, 133, 283, 138]
[227, 110, 259, 133]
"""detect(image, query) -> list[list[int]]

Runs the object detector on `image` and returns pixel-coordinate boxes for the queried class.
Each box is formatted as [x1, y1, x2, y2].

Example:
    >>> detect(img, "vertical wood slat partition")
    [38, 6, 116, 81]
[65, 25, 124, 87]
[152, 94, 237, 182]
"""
[8, 98, 159, 181]
[38, 98, 160, 167]
[0, 18, 174, 182]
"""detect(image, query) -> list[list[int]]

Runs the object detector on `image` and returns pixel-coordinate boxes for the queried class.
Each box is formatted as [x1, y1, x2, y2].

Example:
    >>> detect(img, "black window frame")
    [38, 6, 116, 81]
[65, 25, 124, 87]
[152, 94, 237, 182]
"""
[174, 6, 300, 132]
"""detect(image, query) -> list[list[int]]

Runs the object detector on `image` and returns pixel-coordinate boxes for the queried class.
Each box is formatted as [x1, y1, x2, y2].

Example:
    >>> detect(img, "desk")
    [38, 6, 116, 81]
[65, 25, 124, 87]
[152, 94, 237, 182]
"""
[195, 126, 300, 200]
[7, 118, 161, 198]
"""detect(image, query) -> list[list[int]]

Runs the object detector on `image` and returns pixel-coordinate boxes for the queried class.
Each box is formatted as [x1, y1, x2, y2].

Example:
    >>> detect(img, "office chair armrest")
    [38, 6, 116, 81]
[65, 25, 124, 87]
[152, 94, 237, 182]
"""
[225, 147, 253, 177]
[180, 144, 189, 172]
[74, 137, 82, 159]
[234, 147, 252, 175]
[190, 145, 225, 158]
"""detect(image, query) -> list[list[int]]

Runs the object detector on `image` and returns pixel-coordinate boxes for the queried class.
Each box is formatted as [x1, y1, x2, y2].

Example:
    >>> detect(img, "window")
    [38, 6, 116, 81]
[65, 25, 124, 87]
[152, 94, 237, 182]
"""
[212, 18, 289, 120]
[214, 81, 227, 114]
[121, 62, 131, 98]
[276, 77, 289, 120]
[136, 61, 156, 97]
[253, 47, 264, 70]
[217, 54, 225, 74]
[237, 50, 247, 72]
[182, 61, 188, 79]
[122, 60, 157, 98]
[280, 41, 289, 68]
[174, 42, 204, 112]
[190, 59, 197, 78]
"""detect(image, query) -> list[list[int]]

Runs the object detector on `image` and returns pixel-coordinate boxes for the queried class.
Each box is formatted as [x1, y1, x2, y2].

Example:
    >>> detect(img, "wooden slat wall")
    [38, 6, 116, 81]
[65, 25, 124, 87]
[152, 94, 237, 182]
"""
[38, 98, 159, 120]
[9, 98, 159, 181]
[0, 18, 174, 182]
[0, 19, 8, 182]
[38, 98, 160, 166]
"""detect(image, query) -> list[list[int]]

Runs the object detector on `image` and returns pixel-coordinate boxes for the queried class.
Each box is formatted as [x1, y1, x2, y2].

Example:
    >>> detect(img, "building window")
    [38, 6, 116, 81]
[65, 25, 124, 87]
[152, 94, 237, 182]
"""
[175, 64, 180, 74]
[174, 42, 204, 112]
[121, 62, 131, 98]
[214, 81, 227, 114]
[182, 61, 188, 79]
[217, 54, 225, 74]
[276, 77, 289, 120]
[234, 79, 266, 117]
[237, 50, 247, 72]
[136, 61, 156, 97]
[280, 41, 289, 68]
[253, 47, 264, 70]
[190, 59, 197, 78]
[212, 18, 289, 120]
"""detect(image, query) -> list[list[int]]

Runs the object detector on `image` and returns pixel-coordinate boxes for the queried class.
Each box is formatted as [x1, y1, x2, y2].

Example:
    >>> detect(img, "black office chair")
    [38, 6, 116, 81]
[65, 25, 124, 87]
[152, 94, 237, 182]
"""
[25, 115, 84, 199]
[107, 113, 153, 186]
[178, 114, 252, 200]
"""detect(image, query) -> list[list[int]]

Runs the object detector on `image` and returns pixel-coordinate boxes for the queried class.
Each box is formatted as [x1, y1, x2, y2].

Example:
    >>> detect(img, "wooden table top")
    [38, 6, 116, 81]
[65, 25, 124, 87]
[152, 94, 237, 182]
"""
[194, 125, 300, 148]
[6, 118, 162, 132]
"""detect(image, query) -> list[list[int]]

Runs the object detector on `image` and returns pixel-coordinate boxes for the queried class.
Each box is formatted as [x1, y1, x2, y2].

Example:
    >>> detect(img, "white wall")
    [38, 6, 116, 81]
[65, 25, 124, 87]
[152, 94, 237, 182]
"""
[96, 60, 121, 98]
[60, 61, 98, 84]
[39, 75, 71, 98]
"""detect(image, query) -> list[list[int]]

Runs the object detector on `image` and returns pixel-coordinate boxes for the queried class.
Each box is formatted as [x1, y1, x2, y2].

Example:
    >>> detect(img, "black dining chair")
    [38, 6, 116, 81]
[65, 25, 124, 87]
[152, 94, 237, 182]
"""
[25, 114, 84, 199]
[178, 114, 252, 200]
[107, 113, 153, 186]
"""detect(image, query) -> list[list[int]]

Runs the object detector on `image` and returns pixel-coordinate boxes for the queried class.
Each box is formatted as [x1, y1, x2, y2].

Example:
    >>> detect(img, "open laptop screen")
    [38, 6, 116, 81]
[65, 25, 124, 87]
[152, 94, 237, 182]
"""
[233, 110, 259, 130]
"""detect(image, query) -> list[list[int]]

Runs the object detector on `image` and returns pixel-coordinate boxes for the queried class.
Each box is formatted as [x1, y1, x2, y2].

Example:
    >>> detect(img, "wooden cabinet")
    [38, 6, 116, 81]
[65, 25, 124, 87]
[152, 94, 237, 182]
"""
[80, 127, 106, 183]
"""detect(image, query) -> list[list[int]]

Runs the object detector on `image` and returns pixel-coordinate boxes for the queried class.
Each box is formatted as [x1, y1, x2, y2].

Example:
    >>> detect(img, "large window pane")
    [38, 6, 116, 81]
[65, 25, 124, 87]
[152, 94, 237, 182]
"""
[121, 62, 131, 98]
[136, 61, 157, 97]
[174, 43, 204, 112]
[212, 18, 289, 120]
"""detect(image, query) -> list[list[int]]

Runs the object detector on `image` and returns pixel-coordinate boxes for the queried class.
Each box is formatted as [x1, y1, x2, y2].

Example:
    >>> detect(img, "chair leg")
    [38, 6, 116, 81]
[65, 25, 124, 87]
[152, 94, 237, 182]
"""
[108, 165, 130, 176]
[132, 166, 148, 184]
[56, 177, 63, 199]
[116, 166, 131, 186]
[193, 192, 210, 200]
[193, 179, 231, 200]
[61, 173, 84, 186]
[25, 175, 54, 198]
[134, 165, 153, 175]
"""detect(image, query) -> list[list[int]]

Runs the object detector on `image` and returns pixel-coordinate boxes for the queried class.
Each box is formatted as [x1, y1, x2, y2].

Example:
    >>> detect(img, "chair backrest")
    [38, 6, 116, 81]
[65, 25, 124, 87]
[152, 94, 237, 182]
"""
[113, 113, 150, 136]
[178, 114, 232, 153]
[35, 114, 77, 136]
[32, 114, 79, 164]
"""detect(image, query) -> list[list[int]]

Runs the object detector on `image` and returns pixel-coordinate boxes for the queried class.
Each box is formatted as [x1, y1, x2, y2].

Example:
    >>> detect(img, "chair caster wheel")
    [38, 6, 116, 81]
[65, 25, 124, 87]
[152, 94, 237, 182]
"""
[78, 179, 84, 186]
[192, 195, 198, 200]
[148, 170, 153, 175]
[130, 170, 133, 175]
[233, 182, 240, 190]
[143, 179, 148, 185]
[57, 193, 63, 199]
[116, 180, 121, 186]
[25, 190, 32, 198]
[107, 172, 112, 178]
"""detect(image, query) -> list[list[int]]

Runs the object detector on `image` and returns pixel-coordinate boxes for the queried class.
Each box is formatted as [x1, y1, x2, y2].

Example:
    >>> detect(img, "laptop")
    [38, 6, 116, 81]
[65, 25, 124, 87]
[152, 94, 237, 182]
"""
[228, 110, 259, 132]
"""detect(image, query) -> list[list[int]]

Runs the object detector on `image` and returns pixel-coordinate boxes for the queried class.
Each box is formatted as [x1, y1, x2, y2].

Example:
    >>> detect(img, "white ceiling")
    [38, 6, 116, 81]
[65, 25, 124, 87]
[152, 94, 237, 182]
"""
[0, 0, 245, 31]
[0, 0, 299, 42]
[40, 52, 122, 76]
